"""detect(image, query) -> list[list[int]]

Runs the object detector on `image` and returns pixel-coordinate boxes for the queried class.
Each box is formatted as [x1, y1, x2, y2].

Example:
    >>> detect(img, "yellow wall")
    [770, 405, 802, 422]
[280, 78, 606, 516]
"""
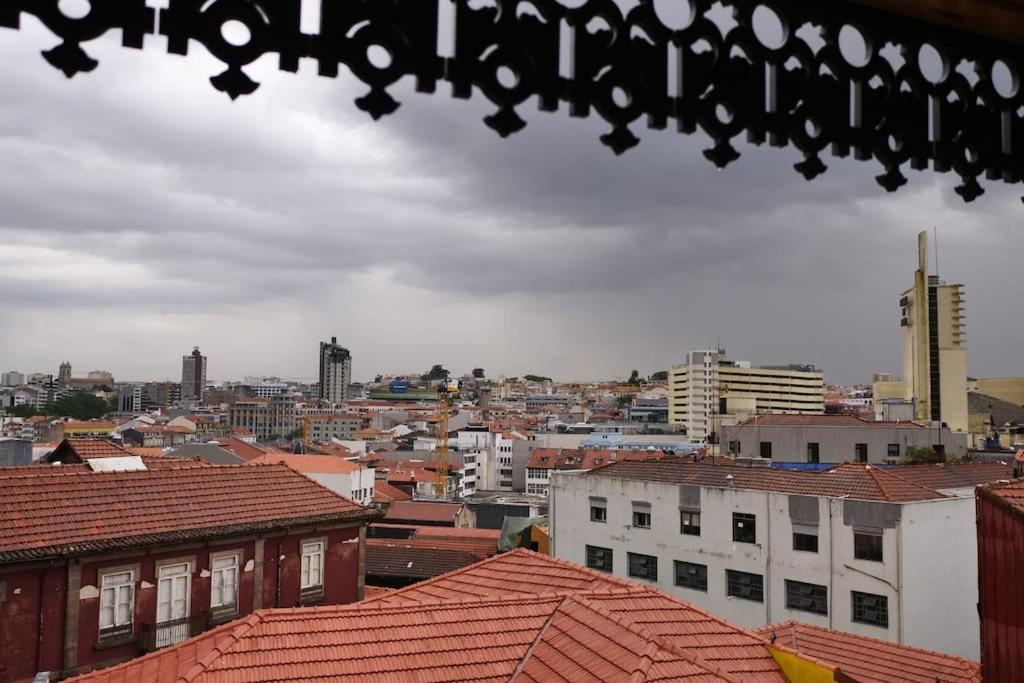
[767, 647, 836, 682]
[974, 378, 1024, 406]
[873, 380, 906, 402]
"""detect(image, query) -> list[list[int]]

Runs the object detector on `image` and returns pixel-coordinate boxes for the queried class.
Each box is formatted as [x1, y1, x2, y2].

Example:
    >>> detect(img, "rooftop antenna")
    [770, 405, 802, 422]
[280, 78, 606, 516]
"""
[933, 226, 939, 280]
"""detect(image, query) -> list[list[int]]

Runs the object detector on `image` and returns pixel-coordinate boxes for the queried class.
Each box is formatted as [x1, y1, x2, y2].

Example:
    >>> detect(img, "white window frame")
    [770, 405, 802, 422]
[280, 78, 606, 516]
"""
[301, 539, 326, 590]
[210, 552, 240, 610]
[99, 567, 136, 636]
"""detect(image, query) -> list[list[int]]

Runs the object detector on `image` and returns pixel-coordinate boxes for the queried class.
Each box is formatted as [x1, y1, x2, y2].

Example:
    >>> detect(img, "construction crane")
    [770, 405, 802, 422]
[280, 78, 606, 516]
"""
[433, 385, 450, 499]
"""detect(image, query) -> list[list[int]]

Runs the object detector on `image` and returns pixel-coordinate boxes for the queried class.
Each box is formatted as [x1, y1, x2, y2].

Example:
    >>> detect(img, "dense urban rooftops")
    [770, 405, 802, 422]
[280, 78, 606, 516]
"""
[736, 414, 934, 428]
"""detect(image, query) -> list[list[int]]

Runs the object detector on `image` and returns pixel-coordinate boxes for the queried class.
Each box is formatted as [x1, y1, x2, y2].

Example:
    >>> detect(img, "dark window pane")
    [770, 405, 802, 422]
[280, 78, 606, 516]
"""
[785, 580, 828, 615]
[726, 570, 763, 602]
[807, 443, 819, 464]
[591, 506, 607, 523]
[733, 512, 756, 543]
[854, 531, 883, 562]
[855, 443, 868, 463]
[633, 510, 651, 528]
[585, 545, 613, 573]
[887, 443, 900, 459]
[680, 511, 701, 536]
[852, 591, 889, 628]
[793, 532, 819, 553]
[760, 442, 773, 459]
[627, 552, 657, 581]
[674, 561, 707, 591]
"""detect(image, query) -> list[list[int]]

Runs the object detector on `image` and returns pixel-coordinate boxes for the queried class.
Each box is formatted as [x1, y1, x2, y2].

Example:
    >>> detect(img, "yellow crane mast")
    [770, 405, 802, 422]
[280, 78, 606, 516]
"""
[434, 386, 449, 499]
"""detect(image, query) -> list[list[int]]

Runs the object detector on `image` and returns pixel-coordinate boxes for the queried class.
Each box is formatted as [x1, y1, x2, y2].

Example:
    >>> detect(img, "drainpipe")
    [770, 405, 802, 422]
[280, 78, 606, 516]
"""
[896, 520, 904, 644]
[828, 502, 834, 630]
[764, 493, 771, 625]
[36, 567, 46, 674]
[275, 541, 283, 608]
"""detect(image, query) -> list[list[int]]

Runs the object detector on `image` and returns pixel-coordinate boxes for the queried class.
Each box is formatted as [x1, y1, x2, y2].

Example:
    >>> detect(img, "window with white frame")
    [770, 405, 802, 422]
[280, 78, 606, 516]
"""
[301, 541, 325, 590]
[211, 554, 239, 609]
[99, 570, 135, 636]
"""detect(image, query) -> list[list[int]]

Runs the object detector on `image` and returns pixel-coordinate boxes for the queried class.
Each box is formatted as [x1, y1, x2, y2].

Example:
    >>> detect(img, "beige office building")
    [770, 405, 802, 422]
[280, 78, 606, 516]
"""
[669, 349, 824, 441]
[899, 231, 968, 432]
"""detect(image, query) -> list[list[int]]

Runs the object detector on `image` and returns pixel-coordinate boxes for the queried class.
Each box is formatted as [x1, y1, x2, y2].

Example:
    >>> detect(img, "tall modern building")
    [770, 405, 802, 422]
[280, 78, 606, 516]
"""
[318, 337, 351, 404]
[1, 371, 24, 387]
[669, 349, 824, 442]
[181, 346, 207, 403]
[899, 231, 967, 432]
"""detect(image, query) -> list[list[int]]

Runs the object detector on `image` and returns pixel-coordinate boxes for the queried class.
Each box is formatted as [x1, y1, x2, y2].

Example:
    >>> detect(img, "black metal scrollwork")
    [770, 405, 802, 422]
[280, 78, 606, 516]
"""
[3, 0, 1023, 202]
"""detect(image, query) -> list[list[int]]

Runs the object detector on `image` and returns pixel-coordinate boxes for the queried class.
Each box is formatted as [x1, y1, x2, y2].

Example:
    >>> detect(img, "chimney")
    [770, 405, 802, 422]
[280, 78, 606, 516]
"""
[725, 474, 734, 488]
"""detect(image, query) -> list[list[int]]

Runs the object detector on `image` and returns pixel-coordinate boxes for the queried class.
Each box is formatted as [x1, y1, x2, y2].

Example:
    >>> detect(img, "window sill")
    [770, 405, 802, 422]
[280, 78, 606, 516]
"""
[209, 607, 240, 626]
[299, 589, 325, 606]
[94, 633, 137, 651]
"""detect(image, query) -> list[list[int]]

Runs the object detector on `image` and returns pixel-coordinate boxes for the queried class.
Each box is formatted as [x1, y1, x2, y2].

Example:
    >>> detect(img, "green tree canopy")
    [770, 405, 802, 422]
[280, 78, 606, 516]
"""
[472, 368, 485, 379]
[627, 369, 641, 386]
[649, 370, 668, 381]
[422, 364, 450, 381]
[523, 374, 551, 383]
[47, 393, 111, 420]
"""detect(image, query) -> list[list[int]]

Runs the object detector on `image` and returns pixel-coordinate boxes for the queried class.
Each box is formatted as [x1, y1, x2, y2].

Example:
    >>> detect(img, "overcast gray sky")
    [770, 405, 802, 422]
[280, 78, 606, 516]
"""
[1, 16, 1021, 385]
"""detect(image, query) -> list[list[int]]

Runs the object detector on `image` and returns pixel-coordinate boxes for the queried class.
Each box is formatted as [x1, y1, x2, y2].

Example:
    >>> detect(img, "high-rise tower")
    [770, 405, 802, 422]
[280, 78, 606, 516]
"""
[899, 231, 967, 432]
[318, 337, 351, 404]
[181, 346, 207, 403]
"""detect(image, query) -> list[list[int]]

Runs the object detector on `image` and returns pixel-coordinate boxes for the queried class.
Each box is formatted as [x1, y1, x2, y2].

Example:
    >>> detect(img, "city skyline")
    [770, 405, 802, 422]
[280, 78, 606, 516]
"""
[2, 22, 1023, 387]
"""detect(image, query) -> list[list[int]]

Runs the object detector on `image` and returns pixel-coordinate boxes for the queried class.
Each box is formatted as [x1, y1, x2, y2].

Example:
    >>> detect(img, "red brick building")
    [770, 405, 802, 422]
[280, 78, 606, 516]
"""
[0, 459, 377, 681]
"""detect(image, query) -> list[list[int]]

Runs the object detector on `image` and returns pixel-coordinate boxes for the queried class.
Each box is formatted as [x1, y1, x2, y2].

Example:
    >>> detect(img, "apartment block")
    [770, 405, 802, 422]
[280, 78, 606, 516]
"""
[549, 459, 1002, 659]
[669, 349, 824, 441]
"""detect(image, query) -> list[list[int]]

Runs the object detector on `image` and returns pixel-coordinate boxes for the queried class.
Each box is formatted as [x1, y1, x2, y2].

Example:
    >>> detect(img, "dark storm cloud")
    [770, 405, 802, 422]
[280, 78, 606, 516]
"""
[0, 17, 1022, 383]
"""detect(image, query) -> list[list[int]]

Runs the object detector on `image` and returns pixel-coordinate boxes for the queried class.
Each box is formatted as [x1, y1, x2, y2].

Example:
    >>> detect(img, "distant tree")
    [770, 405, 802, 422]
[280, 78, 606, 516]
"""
[286, 427, 304, 440]
[616, 395, 633, 408]
[7, 404, 39, 418]
[649, 370, 668, 381]
[422, 364, 450, 381]
[627, 369, 641, 386]
[472, 368, 486, 379]
[107, 396, 118, 412]
[903, 445, 943, 464]
[46, 393, 111, 420]
[523, 374, 552, 383]
[374, 374, 383, 383]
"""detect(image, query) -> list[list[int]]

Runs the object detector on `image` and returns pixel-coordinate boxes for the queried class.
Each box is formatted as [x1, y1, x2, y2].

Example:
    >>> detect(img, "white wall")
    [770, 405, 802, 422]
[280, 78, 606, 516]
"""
[550, 471, 974, 657]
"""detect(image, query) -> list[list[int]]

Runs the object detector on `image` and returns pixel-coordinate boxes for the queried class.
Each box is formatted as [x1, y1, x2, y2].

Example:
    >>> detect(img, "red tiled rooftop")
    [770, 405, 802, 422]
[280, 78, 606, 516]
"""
[738, 414, 928, 428]
[372, 481, 412, 503]
[382, 500, 463, 523]
[208, 437, 266, 462]
[365, 539, 488, 579]
[0, 463, 375, 563]
[589, 460, 946, 502]
[979, 478, 1024, 517]
[885, 461, 1013, 490]
[250, 452, 362, 474]
[528, 448, 663, 470]
[61, 420, 116, 431]
[70, 550, 786, 683]
[757, 621, 980, 682]
[54, 438, 132, 460]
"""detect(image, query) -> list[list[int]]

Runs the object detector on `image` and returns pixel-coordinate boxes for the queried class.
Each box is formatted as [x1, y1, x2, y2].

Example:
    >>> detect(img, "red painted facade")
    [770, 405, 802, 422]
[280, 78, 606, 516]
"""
[977, 490, 1024, 683]
[0, 525, 362, 681]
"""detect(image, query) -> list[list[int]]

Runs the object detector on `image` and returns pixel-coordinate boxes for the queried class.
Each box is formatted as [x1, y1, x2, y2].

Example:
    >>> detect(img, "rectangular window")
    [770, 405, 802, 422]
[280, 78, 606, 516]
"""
[855, 443, 868, 463]
[793, 532, 819, 553]
[852, 591, 889, 628]
[590, 497, 607, 523]
[760, 442, 773, 459]
[627, 552, 658, 581]
[210, 555, 239, 609]
[806, 442, 820, 464]
[726, 570, 763, 602]
[680, 511, 701, 536]
[586, 545, 613, 573]
[785, 580, 828, 615]
[854, 530, 883, 562]
[301, 541, 325, 589]
[887, 443, 900, 459]
[728, 440, 741, 455]
[674, 561, 707, 591]
[99, 571, 135, 636]
[732, 512, 756, 544]
[632, 502, 652, 529]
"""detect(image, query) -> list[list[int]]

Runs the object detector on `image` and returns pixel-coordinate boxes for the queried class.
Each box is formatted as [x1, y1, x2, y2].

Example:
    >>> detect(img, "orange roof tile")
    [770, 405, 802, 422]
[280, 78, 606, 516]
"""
[208, 437, 266, 462]
[591, 460, 947, 502]
[55, 438, 133, 460]
[757, 621, 980, 682]
[251, 452, 362, 474]
[70, 550, 782, 683]
[382, 500, 463, 524]
[372, 481, 412, 503]
[738, 414, 929, 428]
[0, 463, 375, 563]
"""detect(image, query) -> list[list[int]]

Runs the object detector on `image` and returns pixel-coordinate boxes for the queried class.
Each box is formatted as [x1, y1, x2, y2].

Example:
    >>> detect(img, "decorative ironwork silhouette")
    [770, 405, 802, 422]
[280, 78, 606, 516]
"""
[3, 0, 1022, 201]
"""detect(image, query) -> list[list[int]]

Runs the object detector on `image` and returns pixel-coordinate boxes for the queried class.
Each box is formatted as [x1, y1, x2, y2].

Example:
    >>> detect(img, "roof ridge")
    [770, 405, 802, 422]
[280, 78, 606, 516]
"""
[567, 593, 739, 681]
[758, 621, 981, 672]
[869, 464, 947, 501]
[508, 594, 567, 681]
[180, 612, 265, 682]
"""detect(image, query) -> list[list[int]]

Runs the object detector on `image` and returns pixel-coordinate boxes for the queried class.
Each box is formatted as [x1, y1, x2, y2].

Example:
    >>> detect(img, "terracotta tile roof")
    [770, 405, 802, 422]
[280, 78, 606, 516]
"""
[382, 500, 463, 524]
[0, 463, 375, 563]
[208, 437, 266, 462]
[528, 448, 663, 470]
[757, 621, 980, 682]
[739, 414, 927, 428]
[365, 539, 487, 579]
[372, 481, 412, 503]
[251, 452, 362, 474]
[361, 585, 395, 600]
[133, 425, 193, 434]
[62, 420, 116, 431]
[54, 438, 132, 460]
[978, 478, 1024, 517]
[125, 447, 169, 458]
[884, 462, 1013, 490]
[589, 460, 946, 502]
[71, 550, 784, 683]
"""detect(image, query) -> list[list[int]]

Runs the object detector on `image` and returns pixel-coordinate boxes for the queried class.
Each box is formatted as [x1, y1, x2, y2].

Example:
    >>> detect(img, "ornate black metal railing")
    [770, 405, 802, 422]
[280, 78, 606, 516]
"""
[3, 0, 1023, 201]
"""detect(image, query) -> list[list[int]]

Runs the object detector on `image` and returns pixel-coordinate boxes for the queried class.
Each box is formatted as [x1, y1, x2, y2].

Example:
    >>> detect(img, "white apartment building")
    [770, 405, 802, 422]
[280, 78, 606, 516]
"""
[1, 371, 25, 387]
[253, 453, 375, 506]
[550, 459, 987, 659]
[669, 349, 825, 441]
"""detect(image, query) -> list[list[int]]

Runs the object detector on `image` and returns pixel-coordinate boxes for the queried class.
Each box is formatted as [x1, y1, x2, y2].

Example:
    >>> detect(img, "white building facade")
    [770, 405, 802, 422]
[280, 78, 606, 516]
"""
[550, 464, 979, 659]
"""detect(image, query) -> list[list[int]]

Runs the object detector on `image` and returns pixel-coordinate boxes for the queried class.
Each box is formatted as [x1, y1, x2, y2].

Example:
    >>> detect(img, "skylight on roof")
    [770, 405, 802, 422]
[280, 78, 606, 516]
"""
[86, 456, 147, 472]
